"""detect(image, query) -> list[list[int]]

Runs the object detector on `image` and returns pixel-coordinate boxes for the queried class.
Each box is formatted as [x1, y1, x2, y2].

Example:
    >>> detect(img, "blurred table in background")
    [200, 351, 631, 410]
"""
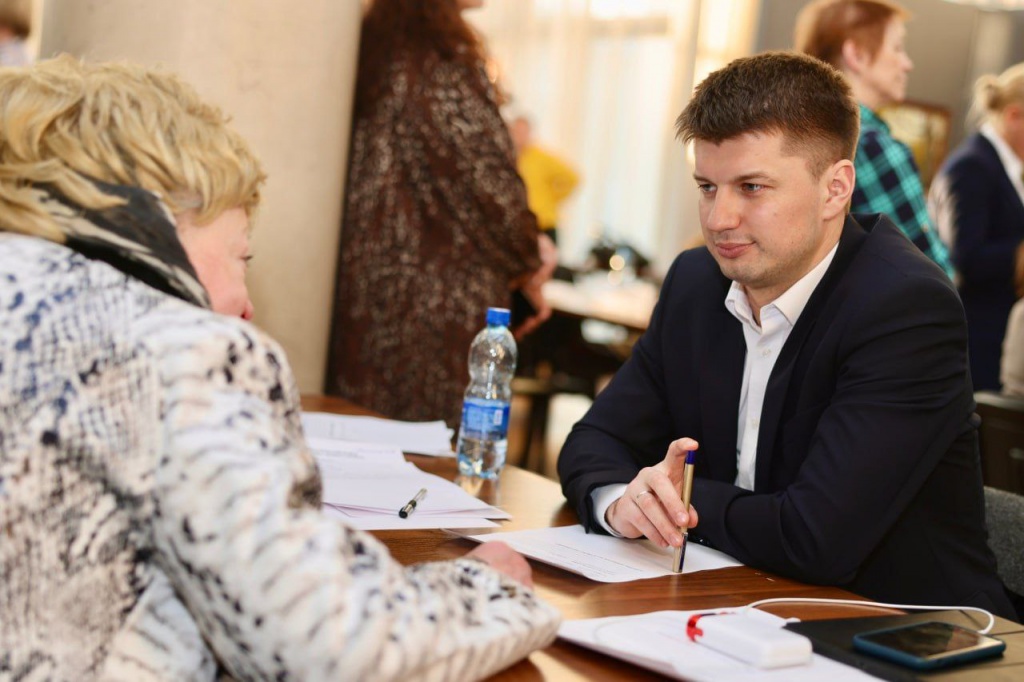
[541, 274, 658, 333]
[513, 274, 660, 473]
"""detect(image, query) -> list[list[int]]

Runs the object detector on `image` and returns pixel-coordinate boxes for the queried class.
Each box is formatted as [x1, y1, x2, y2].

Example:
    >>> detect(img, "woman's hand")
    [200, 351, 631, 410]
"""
[466, 541, 534, 587]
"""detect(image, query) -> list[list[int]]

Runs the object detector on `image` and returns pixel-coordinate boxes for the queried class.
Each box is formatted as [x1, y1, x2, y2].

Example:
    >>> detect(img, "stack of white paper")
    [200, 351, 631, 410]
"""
[466, 525, 742, 582]
[312, 438, 506, 530]
[308, 437, 410, 467]
[302, 411, 454, 457]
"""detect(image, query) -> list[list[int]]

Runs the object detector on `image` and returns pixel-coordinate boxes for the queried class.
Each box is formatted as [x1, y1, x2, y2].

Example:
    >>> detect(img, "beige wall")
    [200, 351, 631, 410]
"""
[40, 0, 362, 393]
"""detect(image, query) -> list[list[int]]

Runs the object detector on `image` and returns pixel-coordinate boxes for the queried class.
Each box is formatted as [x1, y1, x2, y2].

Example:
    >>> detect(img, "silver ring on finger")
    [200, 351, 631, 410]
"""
[634, 489, 653, 504]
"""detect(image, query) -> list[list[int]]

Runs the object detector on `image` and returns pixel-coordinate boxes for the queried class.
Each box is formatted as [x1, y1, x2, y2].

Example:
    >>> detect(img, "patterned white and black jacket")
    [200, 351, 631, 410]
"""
[0, 185, 560, 681]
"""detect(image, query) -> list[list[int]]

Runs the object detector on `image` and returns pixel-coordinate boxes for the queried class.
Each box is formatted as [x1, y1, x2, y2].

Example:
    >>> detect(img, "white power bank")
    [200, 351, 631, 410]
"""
[686, 612, 813, 668]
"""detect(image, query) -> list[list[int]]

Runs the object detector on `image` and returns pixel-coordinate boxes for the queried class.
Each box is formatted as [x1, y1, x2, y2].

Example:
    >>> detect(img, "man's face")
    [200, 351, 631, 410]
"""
[861, 18, 913, 107]
[694, 131, 843, 309]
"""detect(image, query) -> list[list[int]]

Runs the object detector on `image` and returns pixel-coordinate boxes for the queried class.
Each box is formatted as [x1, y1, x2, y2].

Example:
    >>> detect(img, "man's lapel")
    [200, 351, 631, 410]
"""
[753, 216, 868, 489]
[699, 304, 745, 483]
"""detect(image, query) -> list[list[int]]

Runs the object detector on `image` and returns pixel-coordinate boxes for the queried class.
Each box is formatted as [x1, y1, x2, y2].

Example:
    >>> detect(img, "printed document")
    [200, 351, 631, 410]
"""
[314, 444, 508, 531]
[302, 411, 454, 456]
[467, 524, 741, 582]
[323, 505, 498, 530]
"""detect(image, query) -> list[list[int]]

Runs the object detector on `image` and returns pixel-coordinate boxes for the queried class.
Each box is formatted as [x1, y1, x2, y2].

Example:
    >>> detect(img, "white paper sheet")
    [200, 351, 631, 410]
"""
[306, 422, 505, 530]
[319, 464, 508, 518]
[466, 524, 741, 582]
[307, 437, 408, 467]
[559, 610, 880, 682]
[322, 505, 499, 530]
[302, 411, 455, 457]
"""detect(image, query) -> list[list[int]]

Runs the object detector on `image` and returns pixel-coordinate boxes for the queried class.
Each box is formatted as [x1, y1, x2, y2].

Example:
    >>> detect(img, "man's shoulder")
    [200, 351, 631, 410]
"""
[663, 245, 725, 288]
[650, 247, 731, 324]
[844, 213, 958, 296]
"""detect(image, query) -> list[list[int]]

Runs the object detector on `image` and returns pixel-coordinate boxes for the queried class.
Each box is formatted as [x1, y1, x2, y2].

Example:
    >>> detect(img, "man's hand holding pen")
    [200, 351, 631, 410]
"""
[604, 438, 700, 550]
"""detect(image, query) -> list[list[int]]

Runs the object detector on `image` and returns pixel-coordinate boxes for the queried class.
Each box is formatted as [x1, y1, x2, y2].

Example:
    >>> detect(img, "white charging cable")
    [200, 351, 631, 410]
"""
[742, 597, 996, 634]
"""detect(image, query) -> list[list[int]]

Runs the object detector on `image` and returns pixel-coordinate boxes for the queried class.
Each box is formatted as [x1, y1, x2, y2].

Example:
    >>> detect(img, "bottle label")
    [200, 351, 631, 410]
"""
[460, 397, 510, 439]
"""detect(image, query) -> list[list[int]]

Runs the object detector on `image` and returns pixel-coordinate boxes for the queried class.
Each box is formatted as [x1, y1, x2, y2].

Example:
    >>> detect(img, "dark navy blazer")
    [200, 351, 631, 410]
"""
[559, 214, 1015, 619]
[930, 133, 1024, 391]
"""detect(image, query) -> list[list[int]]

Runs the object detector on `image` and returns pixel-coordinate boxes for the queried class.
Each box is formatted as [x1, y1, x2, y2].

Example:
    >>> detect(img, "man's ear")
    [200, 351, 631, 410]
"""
[822, 159, 855, 220]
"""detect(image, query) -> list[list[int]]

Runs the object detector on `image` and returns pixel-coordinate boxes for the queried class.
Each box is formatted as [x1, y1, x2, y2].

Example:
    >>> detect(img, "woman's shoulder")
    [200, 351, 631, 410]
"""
[943, 133, 1002, 174]
[135, 299, 293, 393]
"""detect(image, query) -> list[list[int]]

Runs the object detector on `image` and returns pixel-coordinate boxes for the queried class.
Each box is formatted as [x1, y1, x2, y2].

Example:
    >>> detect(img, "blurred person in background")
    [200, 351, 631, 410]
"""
[930, 64, 1024, 391]
[326, 0, 556, 429]
[0, 56, 559, 680]
[509, 114, 580, 245]
[1003, 298, 1024, 397]
[0, 0, 31, 66]
[796, 0, 955, 279]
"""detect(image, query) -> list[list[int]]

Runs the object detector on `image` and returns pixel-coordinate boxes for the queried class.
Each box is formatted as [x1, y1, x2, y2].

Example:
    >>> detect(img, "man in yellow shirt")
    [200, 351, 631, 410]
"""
[510, 115, 580, 244]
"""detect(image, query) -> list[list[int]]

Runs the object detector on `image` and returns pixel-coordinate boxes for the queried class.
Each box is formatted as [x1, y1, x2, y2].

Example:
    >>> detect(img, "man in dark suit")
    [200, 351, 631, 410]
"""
[558, 52, 1017, 619]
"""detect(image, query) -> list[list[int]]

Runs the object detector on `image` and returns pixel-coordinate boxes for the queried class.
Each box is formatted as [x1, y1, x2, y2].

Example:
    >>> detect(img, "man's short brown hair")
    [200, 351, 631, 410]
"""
[795, 0, 908, 70]
[675, 51, 859, 178]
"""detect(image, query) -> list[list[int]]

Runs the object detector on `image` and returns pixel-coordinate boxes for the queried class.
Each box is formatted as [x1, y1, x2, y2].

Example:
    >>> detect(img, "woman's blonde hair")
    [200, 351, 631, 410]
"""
[0, 55, 264, 241]
[972, 63, 1024, 123]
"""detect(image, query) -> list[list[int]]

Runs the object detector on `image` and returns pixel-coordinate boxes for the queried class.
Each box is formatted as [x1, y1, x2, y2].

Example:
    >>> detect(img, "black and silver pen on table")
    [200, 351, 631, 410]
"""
[671, 449, 697, 573]
[399, 487, 427, 518]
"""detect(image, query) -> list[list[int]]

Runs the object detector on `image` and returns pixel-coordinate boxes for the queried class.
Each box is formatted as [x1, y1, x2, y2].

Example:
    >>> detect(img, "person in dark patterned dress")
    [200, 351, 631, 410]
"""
[0, 56, 560, 681]
[326, 0, 556, 428]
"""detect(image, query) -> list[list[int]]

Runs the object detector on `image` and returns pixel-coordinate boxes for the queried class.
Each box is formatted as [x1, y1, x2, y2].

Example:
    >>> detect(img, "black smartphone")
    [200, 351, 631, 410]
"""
[852, 621, 1006, 670]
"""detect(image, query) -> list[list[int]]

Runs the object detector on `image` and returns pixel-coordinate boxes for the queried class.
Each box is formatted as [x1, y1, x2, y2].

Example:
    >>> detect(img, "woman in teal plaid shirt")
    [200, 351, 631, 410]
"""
[795, 0, 954, 279]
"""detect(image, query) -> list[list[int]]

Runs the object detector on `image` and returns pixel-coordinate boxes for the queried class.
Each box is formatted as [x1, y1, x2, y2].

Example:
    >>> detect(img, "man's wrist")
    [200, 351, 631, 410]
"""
[590, 483, 628, 537]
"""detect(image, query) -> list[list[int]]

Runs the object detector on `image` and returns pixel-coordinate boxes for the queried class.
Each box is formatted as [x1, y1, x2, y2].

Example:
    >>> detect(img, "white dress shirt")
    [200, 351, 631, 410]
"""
[590, 242, 839, 533]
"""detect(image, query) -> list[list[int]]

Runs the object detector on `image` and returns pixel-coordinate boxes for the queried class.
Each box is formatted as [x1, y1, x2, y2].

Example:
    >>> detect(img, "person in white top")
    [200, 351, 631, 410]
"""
[0, 0, 31, 67]
[1003, 298, 1024, 397]
[929, 63, 1024, 391]
[558, 51, 1018, 619]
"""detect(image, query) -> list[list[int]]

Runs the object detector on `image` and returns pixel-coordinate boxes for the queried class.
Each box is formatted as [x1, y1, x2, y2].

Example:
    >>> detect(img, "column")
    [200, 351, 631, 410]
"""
[40, 0, 362, 393]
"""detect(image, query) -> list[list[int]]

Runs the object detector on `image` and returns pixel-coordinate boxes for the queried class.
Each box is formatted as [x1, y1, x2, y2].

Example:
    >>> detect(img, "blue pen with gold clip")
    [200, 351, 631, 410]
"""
[671, 449, 697, 573]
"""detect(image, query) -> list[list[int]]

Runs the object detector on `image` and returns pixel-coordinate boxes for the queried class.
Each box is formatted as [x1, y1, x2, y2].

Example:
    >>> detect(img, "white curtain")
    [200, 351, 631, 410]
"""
[469, 0, 761, 273]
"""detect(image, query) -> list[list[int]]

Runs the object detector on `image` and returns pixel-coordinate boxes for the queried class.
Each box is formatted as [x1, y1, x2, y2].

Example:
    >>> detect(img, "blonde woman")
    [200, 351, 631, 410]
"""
[0, 57, 558, 680]
[929, 63, 1024, 391]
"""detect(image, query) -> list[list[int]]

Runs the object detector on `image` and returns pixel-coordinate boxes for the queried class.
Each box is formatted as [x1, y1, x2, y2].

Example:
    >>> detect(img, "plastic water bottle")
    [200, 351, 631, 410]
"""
[456, 307, 517, 478]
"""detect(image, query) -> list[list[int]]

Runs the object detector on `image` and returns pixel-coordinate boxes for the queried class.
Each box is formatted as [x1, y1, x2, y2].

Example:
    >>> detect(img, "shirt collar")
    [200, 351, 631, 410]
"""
[724, 241, 839, 329]
[858, 104, 889, 133]
[980, 122, 1024, 182]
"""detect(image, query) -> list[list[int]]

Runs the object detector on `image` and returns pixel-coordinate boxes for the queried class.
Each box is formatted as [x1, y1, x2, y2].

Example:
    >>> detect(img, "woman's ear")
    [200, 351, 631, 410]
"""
[840, 38, 868, 74]
[1005, 103, 1024, 126]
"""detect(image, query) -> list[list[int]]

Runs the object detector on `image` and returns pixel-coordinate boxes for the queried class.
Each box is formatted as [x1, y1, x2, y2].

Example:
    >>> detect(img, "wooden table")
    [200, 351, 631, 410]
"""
[302, 394, 1024, 681]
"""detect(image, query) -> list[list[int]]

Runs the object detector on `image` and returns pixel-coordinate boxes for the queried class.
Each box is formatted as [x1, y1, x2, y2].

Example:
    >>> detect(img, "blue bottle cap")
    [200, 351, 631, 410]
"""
[486, 307, 511, 327]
